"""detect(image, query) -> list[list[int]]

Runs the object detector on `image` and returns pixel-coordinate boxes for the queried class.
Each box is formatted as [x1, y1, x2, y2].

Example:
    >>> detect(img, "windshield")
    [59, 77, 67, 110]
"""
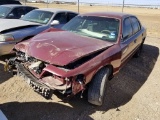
[0, 6, 11, 18]
[62, 16, 120, 42]
[21, 10, 53, 24]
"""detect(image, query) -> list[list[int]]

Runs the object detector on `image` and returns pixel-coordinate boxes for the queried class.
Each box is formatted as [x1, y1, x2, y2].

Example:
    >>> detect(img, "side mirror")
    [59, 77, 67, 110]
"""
[8, 13, 14, 18]
[121, 34, 129, 42]
[21, 15, 24, 18]
[51, 20, 60, 25]
[120, 34, 123, 42]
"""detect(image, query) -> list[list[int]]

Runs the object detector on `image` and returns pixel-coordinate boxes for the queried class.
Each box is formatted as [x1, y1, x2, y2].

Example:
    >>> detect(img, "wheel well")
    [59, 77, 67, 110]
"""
[142, 37, 146, 44]
[105, 65, 114, 80]
[87, 64, 114, 87]
[94, 65, 114, 81]
[143, 37, 145, 40]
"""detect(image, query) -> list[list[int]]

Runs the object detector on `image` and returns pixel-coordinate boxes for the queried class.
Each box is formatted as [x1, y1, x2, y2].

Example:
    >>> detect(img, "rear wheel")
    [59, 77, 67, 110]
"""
[88, 67, 110, 106]
[134, 40, 144, 58]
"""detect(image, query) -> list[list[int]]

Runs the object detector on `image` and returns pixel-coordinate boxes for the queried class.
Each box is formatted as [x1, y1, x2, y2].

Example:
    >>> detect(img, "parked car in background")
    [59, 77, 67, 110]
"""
[5, 12, 146, 106]
[0, 0, 21, 5]
[0, 8, 78, 55]
[0, 5, 38, 19]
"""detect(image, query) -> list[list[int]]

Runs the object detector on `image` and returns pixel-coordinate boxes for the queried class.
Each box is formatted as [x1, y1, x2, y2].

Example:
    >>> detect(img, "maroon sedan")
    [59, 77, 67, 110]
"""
[5, 12, 146, 106]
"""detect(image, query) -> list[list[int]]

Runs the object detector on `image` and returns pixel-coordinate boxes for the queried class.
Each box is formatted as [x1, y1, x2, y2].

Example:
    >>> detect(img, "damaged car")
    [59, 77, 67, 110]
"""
[0, 8, 78, 55]
[5, 12, 146, 106]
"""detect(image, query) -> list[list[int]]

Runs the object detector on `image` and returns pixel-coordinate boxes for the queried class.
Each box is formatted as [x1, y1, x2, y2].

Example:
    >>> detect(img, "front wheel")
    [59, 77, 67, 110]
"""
[88, 67, 110, 106]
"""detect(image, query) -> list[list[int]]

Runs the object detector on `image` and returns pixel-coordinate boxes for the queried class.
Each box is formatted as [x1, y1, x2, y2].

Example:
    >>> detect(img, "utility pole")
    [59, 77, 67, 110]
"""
[122, 0, 125, 12]
[78, 0, 79, 13]
[23, 0, 26, 5]
[47, 0, 48, 8]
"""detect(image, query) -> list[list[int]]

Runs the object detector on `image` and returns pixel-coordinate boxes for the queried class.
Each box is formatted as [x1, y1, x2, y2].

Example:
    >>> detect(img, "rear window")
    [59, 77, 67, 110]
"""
[122, 18, 133, 40]
[130, 16, 141, 34]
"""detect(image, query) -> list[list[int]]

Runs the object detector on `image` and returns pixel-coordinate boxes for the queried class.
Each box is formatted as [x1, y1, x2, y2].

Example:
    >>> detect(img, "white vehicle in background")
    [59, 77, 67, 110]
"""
[0, 8, 78, 56]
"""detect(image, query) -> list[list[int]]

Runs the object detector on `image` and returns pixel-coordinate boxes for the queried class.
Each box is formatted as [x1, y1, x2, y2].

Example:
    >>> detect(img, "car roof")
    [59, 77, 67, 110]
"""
[81, 12, 133, 19]
[1, 4, 37, 8]
[35, 8, 78, 14]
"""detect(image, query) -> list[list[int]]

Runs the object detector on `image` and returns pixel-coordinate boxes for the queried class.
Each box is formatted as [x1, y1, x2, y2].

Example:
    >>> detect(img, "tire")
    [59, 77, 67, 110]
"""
[134, 42, 144, 58]
[88, 67, 110, 106]
[134, 47, 141, 58]
[134, 38, 145, 58]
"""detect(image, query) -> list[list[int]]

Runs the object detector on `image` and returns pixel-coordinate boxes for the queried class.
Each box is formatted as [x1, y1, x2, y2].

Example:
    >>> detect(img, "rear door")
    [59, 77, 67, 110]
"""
[129, 16, 143, 50]
[120, 16, 143, 67]
[120, 17, 135, 66]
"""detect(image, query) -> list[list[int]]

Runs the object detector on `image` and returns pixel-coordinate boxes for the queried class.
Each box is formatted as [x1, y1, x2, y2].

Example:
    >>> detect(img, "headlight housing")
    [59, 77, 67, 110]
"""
[0, 34, 15, 41]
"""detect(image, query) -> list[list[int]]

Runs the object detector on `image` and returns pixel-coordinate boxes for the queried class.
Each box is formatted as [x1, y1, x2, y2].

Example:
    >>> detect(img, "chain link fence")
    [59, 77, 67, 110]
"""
[22, 0, 160, 9]
[42, 0, 160, 8]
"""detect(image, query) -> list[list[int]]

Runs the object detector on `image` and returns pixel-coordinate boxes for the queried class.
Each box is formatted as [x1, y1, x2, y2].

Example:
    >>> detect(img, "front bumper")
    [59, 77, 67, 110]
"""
[5, 55, 84, 99]
[17, 64, 52, 99]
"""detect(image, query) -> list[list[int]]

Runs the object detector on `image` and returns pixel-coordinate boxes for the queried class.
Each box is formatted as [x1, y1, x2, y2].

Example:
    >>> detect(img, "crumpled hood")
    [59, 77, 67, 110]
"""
[15, 30, 113, 66]
[0, 19, 40, 32]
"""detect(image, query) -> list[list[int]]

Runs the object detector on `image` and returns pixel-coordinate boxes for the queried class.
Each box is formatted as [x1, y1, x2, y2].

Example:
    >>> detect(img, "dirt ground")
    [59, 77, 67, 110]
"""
[0, 3, 160, 120]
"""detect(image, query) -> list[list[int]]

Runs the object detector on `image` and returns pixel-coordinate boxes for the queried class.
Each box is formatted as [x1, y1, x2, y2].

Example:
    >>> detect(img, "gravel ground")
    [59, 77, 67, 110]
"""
[0, 36, 160, 120]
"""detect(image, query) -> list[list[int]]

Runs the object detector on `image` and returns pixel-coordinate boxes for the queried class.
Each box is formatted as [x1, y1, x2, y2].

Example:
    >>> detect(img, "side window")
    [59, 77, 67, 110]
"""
[25, 7, 36, 13]
[9, 8, 25, 18]
[130, 17, 141, 34]
[53, 13, 67, 24]
[17, 8, 25, 18]
[67, 13, 77, 21]
[122, 18, 133, 40]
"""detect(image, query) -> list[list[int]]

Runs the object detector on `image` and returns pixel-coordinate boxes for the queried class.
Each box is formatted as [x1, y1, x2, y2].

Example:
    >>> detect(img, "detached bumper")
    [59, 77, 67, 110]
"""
[17, 64, 52, 99]
[5, 56, 73, 99]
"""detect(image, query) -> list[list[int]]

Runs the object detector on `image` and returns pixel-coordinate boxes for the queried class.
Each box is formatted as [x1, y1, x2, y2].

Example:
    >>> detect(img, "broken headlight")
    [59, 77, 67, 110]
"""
[28, 61, 45, 74]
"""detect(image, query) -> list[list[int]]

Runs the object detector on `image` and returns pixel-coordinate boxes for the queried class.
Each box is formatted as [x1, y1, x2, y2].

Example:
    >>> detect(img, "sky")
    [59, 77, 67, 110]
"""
[42, 0, 160, 6]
